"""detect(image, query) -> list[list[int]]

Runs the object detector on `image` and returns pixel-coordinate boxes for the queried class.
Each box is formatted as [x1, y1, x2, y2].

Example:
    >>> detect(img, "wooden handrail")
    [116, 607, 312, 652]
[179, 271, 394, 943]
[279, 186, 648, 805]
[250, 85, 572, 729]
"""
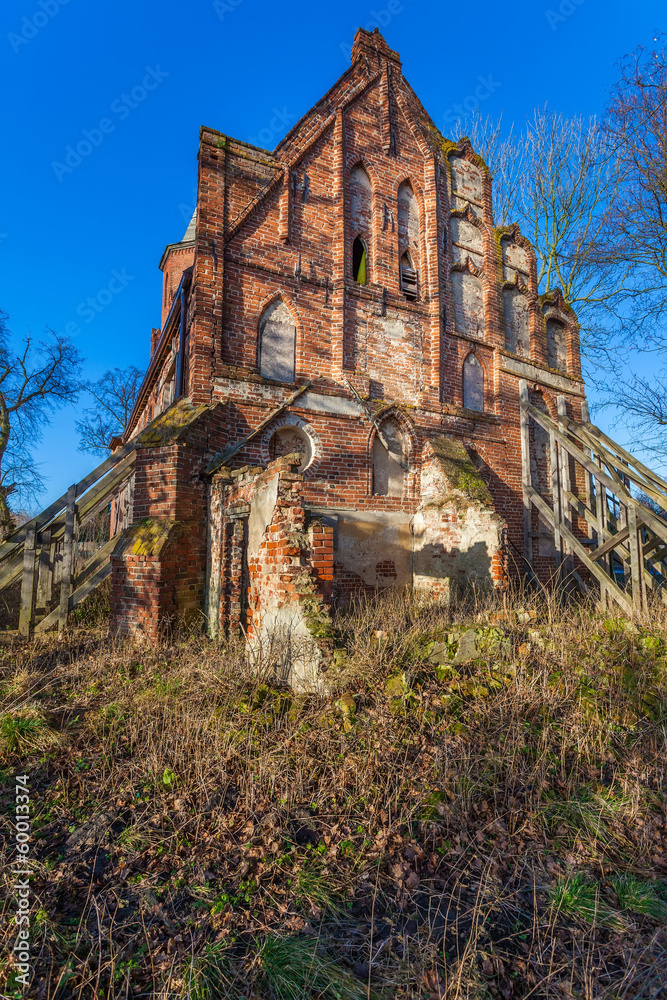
[520, 380, 667, 614]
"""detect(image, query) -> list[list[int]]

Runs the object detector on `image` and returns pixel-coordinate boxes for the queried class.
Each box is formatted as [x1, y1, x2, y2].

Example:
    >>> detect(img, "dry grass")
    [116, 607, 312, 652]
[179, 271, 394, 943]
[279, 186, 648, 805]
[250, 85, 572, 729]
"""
[1, 587, 667, 998]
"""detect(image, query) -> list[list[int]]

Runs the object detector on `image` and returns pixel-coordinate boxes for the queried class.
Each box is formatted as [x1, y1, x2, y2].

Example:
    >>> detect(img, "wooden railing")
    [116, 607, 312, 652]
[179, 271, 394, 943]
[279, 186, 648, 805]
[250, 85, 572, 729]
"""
[519, 379, 667, 615]
[0, 442, 137, 637]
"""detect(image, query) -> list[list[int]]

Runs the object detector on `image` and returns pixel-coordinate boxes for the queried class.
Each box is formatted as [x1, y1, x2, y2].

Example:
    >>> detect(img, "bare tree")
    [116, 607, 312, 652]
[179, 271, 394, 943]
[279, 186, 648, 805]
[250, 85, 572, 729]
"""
[0, 312, 83, 538]
[603, 35, 667, 340]
[605, 370, 667, 460]
[594, 36, 667, 459]
[450, 112, 524, 227]
[454, 106, 627, 378]
[76, 366, 143, 456]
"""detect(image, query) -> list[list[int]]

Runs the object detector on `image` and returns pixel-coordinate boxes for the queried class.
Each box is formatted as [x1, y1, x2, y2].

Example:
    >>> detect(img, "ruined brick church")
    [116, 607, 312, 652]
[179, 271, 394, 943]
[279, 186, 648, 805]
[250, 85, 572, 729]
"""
[111, 28, 586, 684]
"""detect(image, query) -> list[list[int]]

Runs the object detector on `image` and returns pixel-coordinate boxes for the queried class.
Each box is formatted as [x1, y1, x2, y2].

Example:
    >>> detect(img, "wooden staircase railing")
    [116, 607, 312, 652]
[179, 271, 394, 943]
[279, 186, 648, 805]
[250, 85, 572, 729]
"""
[519, 379, 667, 615]
[0, 442, 137, 637]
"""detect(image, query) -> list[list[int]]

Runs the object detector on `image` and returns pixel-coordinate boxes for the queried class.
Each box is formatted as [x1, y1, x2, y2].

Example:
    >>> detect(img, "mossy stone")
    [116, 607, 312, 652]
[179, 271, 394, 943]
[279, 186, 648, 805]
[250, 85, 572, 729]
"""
[428, 436, 493, 506]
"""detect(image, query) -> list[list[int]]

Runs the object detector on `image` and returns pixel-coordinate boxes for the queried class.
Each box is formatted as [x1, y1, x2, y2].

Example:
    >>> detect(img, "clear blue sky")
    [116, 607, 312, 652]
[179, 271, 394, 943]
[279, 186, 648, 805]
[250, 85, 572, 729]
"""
[0, 0, 664, 509]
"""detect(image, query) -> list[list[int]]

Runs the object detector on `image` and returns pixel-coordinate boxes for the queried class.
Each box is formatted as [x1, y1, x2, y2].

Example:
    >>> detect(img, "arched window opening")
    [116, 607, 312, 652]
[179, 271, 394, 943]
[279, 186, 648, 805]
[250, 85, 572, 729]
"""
[398, 180, 420, 298]
[352, 236, 367, 284]
[372, 418, 408, 497]
[350, 164, 372, 283]
[259, 300, 296, 383]
[400, 251, 418, 300]
[546, 319, 567, 371]
[462, 354, 484, 412]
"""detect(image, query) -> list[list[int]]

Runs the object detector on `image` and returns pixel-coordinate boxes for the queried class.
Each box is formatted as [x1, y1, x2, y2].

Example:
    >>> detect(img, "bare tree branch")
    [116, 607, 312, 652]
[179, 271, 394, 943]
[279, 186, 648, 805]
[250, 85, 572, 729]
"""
[76, 366, 144, 456]
[454, 106, 629, 382]
[0, 311, 84, 537]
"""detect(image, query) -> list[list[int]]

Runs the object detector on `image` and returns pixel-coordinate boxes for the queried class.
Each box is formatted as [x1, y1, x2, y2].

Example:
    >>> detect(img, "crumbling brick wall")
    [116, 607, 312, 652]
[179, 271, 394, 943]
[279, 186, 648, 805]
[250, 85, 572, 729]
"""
[208, 454, 335, 690]
[412, 436, 508, 601]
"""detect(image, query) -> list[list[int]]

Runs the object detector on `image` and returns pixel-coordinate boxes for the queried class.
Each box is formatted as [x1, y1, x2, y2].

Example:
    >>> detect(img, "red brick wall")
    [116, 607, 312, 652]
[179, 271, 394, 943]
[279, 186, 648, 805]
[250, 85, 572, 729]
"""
[160, 244, 195, 327]
[110, 405, 228, 637]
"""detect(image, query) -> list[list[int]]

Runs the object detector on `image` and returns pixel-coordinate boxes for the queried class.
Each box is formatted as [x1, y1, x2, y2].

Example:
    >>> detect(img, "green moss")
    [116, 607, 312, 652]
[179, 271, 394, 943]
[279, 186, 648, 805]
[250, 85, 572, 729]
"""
[539, 290, 577, 320]
[428, 436, 493, 505]
[427, 125, 489, 173]
[136, 398, 212, 449]
[123, 518, 176, 557]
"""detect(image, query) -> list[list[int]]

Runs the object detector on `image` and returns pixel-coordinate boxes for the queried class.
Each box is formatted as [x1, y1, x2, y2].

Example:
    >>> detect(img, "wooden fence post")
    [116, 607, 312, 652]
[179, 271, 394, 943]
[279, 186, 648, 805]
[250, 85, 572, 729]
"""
[46, 535, 56, 606]
[549, 429, 562, 577]
[627, 504, 644, 615]
[557, 396, 574, 587]
[36, 527, 52, 613]
[594, 457, 609, 609]
[18, 523, 37, 638]
[58, 485, 77, 632]
[581, 400, 594, 541]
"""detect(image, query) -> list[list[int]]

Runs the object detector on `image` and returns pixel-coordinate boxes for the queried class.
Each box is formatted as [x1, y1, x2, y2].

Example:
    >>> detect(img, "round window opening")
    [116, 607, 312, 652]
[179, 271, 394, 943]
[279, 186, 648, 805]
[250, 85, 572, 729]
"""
[268, 426, 312, 471]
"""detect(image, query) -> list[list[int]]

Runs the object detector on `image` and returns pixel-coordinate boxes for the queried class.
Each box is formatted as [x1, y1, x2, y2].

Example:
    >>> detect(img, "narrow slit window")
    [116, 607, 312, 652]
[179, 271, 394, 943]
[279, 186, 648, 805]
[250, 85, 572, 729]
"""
[400, 252, 418, 300]
[398, 180, 420, 299]
[352, 236, 367, 285]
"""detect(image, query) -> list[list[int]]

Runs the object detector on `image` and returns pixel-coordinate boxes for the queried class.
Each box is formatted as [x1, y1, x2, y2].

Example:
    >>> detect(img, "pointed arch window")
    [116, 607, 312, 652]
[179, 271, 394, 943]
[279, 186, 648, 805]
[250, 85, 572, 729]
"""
[463, 354, 484, 412]
[398, 180, 420, 298]
[350, 164, 372, 284]
[372, 418, 408, 497]
[258, 300, 296, 383]
[352, 236, 367, 284]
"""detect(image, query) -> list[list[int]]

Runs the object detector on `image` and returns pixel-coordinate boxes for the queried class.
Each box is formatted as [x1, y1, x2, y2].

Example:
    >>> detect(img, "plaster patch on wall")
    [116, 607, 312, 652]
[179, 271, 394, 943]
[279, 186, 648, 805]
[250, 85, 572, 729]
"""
[248, 473, 279, 557]
[380, 318, 407, 340]
[546, 319, 567, 371]
[301, 392, 363, 418]
[503, 287, 530, 356]
[452, 271, 485, 337]
[450, 217, 483, 253]
[452, 197, 482, 218]
[452, 246, 484, 269]
[259, 300, 296, 383]
[501, 356, 583, 394]
[251, 601, 326, 693]
[451, 158, 483, 205]
[398, 181, 420, 256]
[502, 242, 529, 274]
[335, 511, 413, 587]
